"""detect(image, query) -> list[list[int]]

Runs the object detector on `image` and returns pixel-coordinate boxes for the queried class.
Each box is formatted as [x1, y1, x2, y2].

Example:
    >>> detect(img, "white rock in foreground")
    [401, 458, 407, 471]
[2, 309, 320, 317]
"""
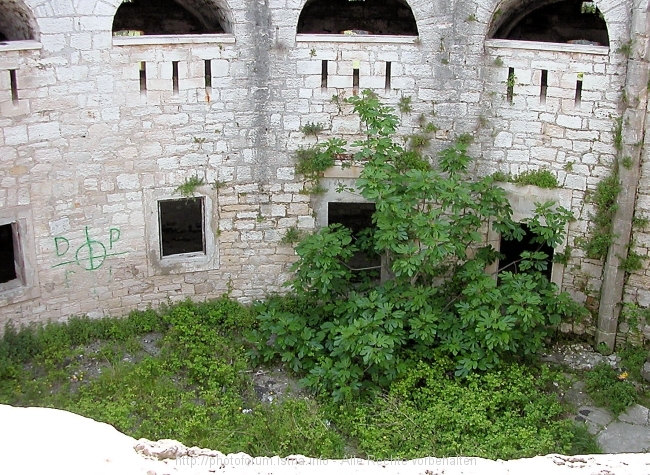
[1, 404, 649, 475]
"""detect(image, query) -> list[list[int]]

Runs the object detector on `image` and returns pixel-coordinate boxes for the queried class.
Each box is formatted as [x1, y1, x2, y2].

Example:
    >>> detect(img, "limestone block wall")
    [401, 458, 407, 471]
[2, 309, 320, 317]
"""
[0, 0, 644, 336]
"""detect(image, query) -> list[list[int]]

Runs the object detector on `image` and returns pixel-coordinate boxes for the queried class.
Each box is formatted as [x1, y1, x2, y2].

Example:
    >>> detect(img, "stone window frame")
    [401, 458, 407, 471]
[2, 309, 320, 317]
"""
[112, 34, 235, 47]
[0, 206, 40, 307]
[144, 187, 218, 276]
[485, 182, 573, 288]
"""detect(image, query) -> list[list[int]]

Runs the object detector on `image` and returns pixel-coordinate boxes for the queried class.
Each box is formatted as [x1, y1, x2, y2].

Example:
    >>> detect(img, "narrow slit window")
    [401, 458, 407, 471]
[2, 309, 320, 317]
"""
[172, 61, 179, 95]
[9, 70, 18, 104]
[575, 77, 583, 107]
[540, 69, 548, 105]
[507, 67, 515, 103]
[385, 61, 392, 91]
[139, 61, 147, 95]
[159, 198, 205, 257]
[321, 60, 328, 89]
[204, 60, 212, 90]
[353, 68, 360, 95]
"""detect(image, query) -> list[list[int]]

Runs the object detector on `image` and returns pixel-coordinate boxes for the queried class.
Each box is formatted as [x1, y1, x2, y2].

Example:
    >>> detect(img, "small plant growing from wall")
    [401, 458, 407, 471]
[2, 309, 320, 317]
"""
[331, 91, 347, 114]
[398, 95, 413, 114]
[295, 138, 346, 193]
[581, 169, 621, 260]
[616, 40, 633, 57]
[490, 169, 559, 189]
[174, 176, 205, 198]
[300, 122, 325, 138]
[281, 226, 307, 244]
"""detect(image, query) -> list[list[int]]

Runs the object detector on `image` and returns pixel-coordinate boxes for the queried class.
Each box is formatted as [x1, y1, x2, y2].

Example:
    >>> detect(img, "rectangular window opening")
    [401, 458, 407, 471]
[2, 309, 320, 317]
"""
[0, 223, 17, 284]
[9, 70, 18, 104]
[139, 61, 147, 96]
[328, 202, 380, 279]
[498, 223, 554, 283]
[353, 68, 360, 95]
[172, 61, 179, 95]
[385, 61, 392, 91]
[507, 67, 515, 104]
[540, 69, 548, 105]
[159, 198, 205, 257]
[321, 60, 328, 89]
[575, 79, 583, 107]
[204, 59, 212, 90]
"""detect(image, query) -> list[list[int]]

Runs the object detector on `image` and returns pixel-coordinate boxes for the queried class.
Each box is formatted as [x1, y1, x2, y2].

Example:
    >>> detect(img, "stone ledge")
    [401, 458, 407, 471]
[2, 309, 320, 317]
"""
[0, 40, 42, 52]
[112, 34, 236, 46]
[485, 39, 610, 55]
[296, 34, 418, 44]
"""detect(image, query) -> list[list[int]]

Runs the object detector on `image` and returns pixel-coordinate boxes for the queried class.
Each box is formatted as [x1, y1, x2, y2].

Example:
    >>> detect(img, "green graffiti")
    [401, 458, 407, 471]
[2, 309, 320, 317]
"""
[109, 228, 121, 249]
[54, 237, 69, 257]
[53, 226, 127, 271]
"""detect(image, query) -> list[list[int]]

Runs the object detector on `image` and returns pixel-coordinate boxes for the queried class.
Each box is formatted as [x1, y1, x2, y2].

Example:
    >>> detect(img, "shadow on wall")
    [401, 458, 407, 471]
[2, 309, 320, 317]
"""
[297, 0, 418, 35]
[112, 0, 227, 35]
[490, 0, 609, 46]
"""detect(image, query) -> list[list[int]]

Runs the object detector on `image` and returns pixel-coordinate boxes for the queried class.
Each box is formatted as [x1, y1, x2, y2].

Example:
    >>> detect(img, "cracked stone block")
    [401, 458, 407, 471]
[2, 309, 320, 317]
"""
[598, 422, 650, 454]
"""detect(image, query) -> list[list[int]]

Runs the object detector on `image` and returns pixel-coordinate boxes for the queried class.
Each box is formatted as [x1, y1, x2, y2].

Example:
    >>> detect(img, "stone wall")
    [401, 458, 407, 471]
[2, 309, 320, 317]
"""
[0, 0, 646, 342]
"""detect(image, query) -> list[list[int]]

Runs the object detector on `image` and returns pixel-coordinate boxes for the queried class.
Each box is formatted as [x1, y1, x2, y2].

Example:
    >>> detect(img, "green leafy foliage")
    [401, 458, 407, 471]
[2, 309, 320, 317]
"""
[585, 363, 638, 414]
[491, 169, 559, 188]
[295, 138, 346, 189]
[0, 299, 344, 458]
[252, 90, 586, 400]
[332, 360, 598, 459]
[175, 176, 205, 198]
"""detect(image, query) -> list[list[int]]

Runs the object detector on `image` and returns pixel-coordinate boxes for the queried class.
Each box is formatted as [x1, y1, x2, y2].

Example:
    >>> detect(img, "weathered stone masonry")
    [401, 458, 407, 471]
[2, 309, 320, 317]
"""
[0, 0, 649, 348]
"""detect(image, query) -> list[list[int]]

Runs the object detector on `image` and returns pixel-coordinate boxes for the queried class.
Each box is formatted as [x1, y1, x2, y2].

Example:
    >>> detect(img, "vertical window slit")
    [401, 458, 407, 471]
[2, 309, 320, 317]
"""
[385, 61, 392, 91]
[575, 77, 583, 107]
[506, 67, 515, 104]
[9, 70, 18, 104]
[172, 61, 179, 95]
[353, 68, 360, 95]
[139, 61, 147, 96]
[321, 60, 328, 89]
[204, 60, 212, 89]
[540, 69, 548, 105]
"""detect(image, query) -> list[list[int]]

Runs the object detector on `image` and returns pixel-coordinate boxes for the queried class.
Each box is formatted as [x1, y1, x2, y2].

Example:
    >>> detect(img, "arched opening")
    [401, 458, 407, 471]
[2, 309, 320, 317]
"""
[112, 0, 232, 35]
[0, 0, 37, 41]
[297, 0, 418, 36]
[490, 0, 609, 46]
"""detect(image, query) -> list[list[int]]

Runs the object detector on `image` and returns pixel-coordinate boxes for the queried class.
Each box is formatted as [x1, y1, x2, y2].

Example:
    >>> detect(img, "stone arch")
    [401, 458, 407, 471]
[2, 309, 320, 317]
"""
[0, 0, 38, 41]
[112, 0, 234, 35]
[296, 0, 419, 36]
[487, 0, 610, 46]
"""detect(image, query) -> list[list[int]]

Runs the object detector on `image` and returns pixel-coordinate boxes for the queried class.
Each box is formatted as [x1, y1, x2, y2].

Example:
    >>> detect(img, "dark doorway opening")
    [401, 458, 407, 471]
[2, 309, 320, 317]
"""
[491, 0, 609, 46]
[498, 223, 554, 281]
[0, 223, 17, 284]
[159, 198, 205, 257]
[113, 0, 225, 35]
[328, 202, 380, 272]
[297, 0, 418, 36]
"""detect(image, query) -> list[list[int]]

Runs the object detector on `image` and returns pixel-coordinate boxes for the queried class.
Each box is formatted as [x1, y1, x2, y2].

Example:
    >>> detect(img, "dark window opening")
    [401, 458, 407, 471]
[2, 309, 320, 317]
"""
[0, 3, 36, 41]
[385, 61, 392, 91]
[297, 0, 418, 36]
[498, 223, 554, 281]
[328, 202, 380, 273]
[159, 198, 205, 257]
[321, 60, 328, 89]
[540, 69, 548, 105]
[0, 223, 17, 284]
[575, 78, 583, 107]
[507, 67, 515, 104]
[10, 70, 18, 104]
[172, 61, 179, 94]
[490, 0, 609, 46]
[352, 67, 360, 95]
[204, 60, 212, 89]
[113, 0, 226, 35]
[139, 61, 147, 95]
